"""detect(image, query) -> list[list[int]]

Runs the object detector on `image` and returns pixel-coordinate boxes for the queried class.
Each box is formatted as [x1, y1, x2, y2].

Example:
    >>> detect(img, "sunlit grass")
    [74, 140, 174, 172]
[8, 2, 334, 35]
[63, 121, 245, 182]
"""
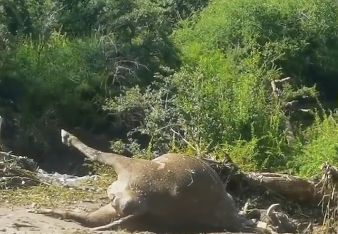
[0, 168, 115, 208]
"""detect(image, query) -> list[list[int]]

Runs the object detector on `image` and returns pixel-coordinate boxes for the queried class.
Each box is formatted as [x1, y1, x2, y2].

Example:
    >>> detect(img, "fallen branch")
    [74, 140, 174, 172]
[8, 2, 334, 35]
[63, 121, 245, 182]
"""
[245, 172, 320, 203]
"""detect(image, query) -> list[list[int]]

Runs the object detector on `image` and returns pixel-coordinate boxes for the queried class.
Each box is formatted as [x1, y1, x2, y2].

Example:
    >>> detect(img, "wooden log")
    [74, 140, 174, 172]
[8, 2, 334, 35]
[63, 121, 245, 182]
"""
[245, 172, 320, 203]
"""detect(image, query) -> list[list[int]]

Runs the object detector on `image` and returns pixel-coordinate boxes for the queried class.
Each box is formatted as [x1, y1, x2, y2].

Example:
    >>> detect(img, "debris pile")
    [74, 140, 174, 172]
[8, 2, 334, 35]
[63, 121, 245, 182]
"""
[0, 151, 40, 188]
[0, 151, 97, 189]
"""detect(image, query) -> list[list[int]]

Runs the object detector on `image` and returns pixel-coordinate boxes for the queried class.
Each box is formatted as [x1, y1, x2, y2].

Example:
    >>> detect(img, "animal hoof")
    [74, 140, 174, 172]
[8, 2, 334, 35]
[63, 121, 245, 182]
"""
[31, 208, 53, 214]
[61, 129, 72, 146]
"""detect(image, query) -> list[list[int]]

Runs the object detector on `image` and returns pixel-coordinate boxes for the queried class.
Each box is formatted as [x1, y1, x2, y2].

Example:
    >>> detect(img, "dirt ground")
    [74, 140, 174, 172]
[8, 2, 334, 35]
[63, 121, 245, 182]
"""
[1, 203, 102, 234]
[0, 204, 242, 234]
[0, 206, 89, 234]
[0, 202, 145, 234]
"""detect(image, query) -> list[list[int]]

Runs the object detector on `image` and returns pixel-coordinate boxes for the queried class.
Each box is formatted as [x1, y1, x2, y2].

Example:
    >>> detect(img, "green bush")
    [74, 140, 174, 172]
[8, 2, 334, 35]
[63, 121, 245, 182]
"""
[293, 113, 338, 177]
[104, 51, 291, 170]
[3, 32, 107, 128]
[104, 0, 338, 172]
[2, 0, 338, 176]
[163, 0, 338, 171]
[174, 0, 338, 86]
[171, 51, 293, 170]
[103, 75, 182, 157]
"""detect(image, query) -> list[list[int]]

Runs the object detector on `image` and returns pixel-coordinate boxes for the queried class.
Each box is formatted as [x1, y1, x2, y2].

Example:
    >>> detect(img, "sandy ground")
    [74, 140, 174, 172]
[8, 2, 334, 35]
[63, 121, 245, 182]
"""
[0, 206, 92, 234]
[0, 204, 109, 234]
[0, 204, 239, 234]
[0, 203, 142, 234]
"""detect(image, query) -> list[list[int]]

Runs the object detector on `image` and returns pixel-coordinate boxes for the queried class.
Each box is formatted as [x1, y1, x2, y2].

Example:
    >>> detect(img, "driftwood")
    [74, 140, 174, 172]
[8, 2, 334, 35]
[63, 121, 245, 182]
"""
[245, 172, 319, 203]
[204, 157, 337, 205]
[250, 168, 337, 204]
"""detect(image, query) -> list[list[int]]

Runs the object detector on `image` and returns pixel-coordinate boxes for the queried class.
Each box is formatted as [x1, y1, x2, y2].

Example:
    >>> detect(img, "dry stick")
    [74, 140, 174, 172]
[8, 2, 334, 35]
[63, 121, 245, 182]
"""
[170, 128, 198, 153]
[274, 77, 292, 84]
[317, 163, 338, 230]
[270, 77, 291, 97]
[270, 77, 296, 145]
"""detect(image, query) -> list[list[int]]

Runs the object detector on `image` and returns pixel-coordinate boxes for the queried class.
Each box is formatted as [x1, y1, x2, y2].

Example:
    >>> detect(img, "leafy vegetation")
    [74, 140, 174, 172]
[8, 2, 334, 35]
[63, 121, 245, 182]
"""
[0, 0, 338, 177]
[293, 113, 338, 177]
[167, 0, 338, 172]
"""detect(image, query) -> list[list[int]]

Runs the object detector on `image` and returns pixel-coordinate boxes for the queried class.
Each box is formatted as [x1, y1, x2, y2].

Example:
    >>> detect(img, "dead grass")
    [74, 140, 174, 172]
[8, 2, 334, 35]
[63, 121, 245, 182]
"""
[0, 169, 115, 208]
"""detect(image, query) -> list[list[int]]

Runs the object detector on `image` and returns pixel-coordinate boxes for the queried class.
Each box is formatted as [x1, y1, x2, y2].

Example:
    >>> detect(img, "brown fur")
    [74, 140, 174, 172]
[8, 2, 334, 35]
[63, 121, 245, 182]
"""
[38, 130, 243, 232]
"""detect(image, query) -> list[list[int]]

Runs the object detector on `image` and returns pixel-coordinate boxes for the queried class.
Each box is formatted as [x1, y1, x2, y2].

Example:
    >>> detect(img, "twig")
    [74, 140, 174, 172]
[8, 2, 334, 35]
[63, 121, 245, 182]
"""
[170, 128, 197, 152]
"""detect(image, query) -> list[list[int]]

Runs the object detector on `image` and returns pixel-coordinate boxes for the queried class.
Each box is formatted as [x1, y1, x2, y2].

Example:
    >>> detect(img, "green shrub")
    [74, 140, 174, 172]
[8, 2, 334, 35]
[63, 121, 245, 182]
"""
[171, 51, 293, 169]
[2, 0, 337, 177]
[103, 75, 182, 157]
[104, 0, 338, 171]
[4, 32, 107, 129]
[165, 0, 338, 171]
[293, 113, 338, 177]
[104, 51, 291, 170]
[174, 0, 338, 87]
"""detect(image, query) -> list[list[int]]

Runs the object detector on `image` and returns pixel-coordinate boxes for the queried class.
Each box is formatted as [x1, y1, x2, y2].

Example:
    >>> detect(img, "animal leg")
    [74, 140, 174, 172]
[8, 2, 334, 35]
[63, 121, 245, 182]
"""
[35, 204, 118, 227]
[61, 129, 132, 173]
[92, 214, 137, 231]
[61, 129, 111, 162]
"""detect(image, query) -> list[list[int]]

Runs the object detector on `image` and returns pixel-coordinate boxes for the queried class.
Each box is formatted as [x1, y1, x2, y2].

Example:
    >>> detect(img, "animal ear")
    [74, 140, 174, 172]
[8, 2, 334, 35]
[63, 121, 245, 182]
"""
[61, 129, 72, 146]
